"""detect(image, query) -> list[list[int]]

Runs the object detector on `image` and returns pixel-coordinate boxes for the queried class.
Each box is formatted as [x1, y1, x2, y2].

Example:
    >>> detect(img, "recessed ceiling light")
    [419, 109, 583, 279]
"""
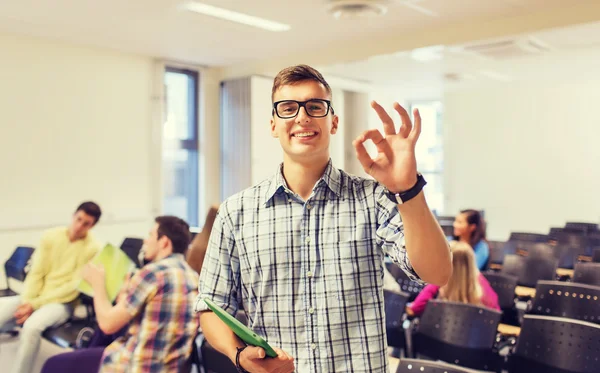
[181, 2, 291, 32]
[326, 0, 387, 19]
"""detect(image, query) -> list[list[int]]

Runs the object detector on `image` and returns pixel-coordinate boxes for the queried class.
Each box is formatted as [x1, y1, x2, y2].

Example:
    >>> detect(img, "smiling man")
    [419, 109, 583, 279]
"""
[197, 64, 451, 373]
[0, 201, 102, 373]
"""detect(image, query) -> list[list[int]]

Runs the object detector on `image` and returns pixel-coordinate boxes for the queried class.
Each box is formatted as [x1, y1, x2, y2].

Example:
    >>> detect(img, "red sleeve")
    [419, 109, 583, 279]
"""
[409, 284, 440, 316]
[478, 274, 501, 311]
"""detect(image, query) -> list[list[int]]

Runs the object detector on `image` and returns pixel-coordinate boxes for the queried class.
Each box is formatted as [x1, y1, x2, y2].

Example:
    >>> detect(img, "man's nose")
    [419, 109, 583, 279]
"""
[295, 106, 311, 123]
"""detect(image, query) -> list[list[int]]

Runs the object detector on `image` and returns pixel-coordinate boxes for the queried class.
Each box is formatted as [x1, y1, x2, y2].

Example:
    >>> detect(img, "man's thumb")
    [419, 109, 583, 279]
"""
[245, 346, 266, 360]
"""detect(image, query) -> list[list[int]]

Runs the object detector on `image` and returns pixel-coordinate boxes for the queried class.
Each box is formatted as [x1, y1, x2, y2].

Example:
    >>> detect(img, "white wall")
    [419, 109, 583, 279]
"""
[0, 32, 158, 280]
[444, 76, 600, 240]
[250, 75, 283, 184]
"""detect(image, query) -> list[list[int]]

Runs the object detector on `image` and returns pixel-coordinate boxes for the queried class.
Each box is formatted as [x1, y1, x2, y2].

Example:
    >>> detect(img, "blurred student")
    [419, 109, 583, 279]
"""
[40, 216, 199, 373]
[0, 201, 102, 373]
[407, 241, 499, 317]
[452, 209, 489, 270]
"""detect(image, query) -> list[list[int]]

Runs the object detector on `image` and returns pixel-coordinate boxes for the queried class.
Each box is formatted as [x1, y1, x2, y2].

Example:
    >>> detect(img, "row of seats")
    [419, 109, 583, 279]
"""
[383, 286, 600, 373]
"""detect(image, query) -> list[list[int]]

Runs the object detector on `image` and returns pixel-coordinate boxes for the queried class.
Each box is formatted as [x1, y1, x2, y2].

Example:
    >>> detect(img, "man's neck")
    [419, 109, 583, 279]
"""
[155, 250, 173, 262]
[282, 155, 330, 201]
[67, 230, 85, 243]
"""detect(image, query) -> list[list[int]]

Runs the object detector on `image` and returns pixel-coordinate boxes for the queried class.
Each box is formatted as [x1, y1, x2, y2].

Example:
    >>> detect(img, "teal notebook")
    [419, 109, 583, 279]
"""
[78, 243, 136, 302]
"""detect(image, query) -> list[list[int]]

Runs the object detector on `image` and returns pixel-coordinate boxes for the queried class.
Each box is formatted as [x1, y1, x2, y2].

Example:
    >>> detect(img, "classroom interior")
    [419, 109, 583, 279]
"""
[1, 0, 599, 372]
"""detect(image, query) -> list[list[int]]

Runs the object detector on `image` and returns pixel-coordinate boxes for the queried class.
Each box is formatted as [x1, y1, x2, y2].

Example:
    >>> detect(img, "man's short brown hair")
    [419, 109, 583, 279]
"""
[271, 64, 332, 102]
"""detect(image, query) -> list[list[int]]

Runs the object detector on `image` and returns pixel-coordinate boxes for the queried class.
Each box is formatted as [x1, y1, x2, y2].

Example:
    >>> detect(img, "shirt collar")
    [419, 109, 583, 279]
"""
[263, 159, 342, 205]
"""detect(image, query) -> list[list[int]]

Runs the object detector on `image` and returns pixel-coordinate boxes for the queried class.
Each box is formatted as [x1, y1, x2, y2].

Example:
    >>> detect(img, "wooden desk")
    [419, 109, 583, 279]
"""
[515, 286, 536, 297]
[556, 268, 574, 277]
[388, 356, 400, 373]
[488, 264, 575, 278]
[498, 323, 521, 336]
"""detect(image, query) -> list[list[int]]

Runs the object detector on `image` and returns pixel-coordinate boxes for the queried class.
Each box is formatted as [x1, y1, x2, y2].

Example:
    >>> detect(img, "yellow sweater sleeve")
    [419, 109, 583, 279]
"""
[21, 233, 51, 302]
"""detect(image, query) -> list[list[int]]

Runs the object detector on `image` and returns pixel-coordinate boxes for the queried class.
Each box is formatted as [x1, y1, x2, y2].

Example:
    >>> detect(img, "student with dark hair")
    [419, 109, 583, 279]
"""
[40, 215, 199, 373]
[452, 209, 489, 270]
[0, 201, 102, 373]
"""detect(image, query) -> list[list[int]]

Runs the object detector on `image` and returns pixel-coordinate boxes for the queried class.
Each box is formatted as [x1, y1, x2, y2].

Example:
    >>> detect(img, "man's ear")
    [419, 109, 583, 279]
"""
[330, 114, 339, 134]
[270, 118, 278, 138]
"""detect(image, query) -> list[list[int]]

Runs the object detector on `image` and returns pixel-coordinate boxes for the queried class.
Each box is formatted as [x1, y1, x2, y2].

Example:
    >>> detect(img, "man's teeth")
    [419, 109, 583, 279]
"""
[294, 132, 316, 137]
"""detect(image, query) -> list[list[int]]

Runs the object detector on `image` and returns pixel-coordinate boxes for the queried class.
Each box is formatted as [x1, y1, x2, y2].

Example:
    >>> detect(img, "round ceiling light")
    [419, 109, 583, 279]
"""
[326, 0, 388, 19]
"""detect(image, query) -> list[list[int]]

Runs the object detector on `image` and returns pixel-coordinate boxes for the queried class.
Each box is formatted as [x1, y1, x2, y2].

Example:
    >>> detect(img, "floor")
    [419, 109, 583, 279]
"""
[0, 333, 69, 373]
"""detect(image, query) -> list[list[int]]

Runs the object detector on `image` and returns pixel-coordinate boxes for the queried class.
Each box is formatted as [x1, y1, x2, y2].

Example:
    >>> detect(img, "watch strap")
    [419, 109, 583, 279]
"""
[386, 174, 427, 205]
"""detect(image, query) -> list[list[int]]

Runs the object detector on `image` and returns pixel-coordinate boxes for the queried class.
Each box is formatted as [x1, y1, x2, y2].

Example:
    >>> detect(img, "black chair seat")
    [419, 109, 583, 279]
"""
[42, 319, 97, 349]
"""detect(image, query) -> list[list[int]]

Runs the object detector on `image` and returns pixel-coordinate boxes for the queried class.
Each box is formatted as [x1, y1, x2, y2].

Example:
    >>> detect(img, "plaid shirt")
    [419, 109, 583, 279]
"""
[101, 254, 199, 373]
[196, 160, 420, 373]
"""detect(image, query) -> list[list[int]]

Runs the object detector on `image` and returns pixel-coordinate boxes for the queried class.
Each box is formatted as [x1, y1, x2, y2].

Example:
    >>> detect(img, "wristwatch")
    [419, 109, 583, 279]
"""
[385, 173, 427, 205]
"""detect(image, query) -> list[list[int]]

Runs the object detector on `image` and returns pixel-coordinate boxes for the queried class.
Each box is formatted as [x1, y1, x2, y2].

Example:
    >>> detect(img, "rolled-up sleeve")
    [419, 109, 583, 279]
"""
[373, 183, 422, 283]
[195, 207, 241, 317]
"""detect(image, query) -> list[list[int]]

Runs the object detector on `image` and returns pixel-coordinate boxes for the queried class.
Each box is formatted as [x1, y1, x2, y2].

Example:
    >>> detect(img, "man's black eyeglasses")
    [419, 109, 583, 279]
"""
[272, 99, 333, 119]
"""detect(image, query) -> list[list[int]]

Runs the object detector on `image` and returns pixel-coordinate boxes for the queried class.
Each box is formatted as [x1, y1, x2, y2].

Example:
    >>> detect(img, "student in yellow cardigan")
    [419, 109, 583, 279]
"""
[0, 201, 102, 373]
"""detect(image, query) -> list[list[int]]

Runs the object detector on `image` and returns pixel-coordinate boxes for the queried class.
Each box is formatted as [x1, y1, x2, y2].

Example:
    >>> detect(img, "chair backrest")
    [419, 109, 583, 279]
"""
[525, 242, 583, 269]
[512, 315, 600, 373]
[385, 262, 424, 297]
[396, 358, 493, 373]
[593, 248, 600, 263]
[529, 280, 600, 325]
[551, 232, 591, 254]
[502, 254, 557, 288]
[523, 243, 554, 258]
[5, 246, 35, 282]
[119, 238, 144, 268]
[509, 232, 548, 243]
[565, 222, 599, 234]
[487, 240, 506, 265]
[384, 289, 409, 330]
[417, 300, 501, 349]
[186, 206, 219, 274]
[483, 272, 517, 310]
[573, 263, 600, 286]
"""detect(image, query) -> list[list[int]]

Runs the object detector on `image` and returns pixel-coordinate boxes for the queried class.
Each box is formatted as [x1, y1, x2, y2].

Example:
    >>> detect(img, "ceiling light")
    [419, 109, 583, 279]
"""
[326, 0, 387, 19]
[181, 2, 291, 32]
[410, 45, 444, 62]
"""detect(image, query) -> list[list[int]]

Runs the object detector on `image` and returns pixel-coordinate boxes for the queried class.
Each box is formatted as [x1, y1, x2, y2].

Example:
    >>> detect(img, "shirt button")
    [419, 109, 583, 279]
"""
[311, 343, 317, 350]
[306, 203, 312, 209]
[308, 307, 314, 314]
[306, 271, 313, 278]
[305, 236, 311, 244]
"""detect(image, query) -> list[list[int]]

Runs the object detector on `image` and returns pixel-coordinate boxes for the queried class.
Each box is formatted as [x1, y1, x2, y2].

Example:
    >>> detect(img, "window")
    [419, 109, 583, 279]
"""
[410, 100, 444, 214]
[162, 67, 199, 226]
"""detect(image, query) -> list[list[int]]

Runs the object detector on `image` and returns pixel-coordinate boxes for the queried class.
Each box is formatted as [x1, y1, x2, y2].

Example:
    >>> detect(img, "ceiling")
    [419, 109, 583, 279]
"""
[1, 0, 599, 70]
[319, 20, 600, 98]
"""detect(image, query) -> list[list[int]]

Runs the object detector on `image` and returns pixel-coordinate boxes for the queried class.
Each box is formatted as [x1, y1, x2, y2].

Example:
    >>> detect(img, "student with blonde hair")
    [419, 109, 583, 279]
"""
[408, 241, 499, 317]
